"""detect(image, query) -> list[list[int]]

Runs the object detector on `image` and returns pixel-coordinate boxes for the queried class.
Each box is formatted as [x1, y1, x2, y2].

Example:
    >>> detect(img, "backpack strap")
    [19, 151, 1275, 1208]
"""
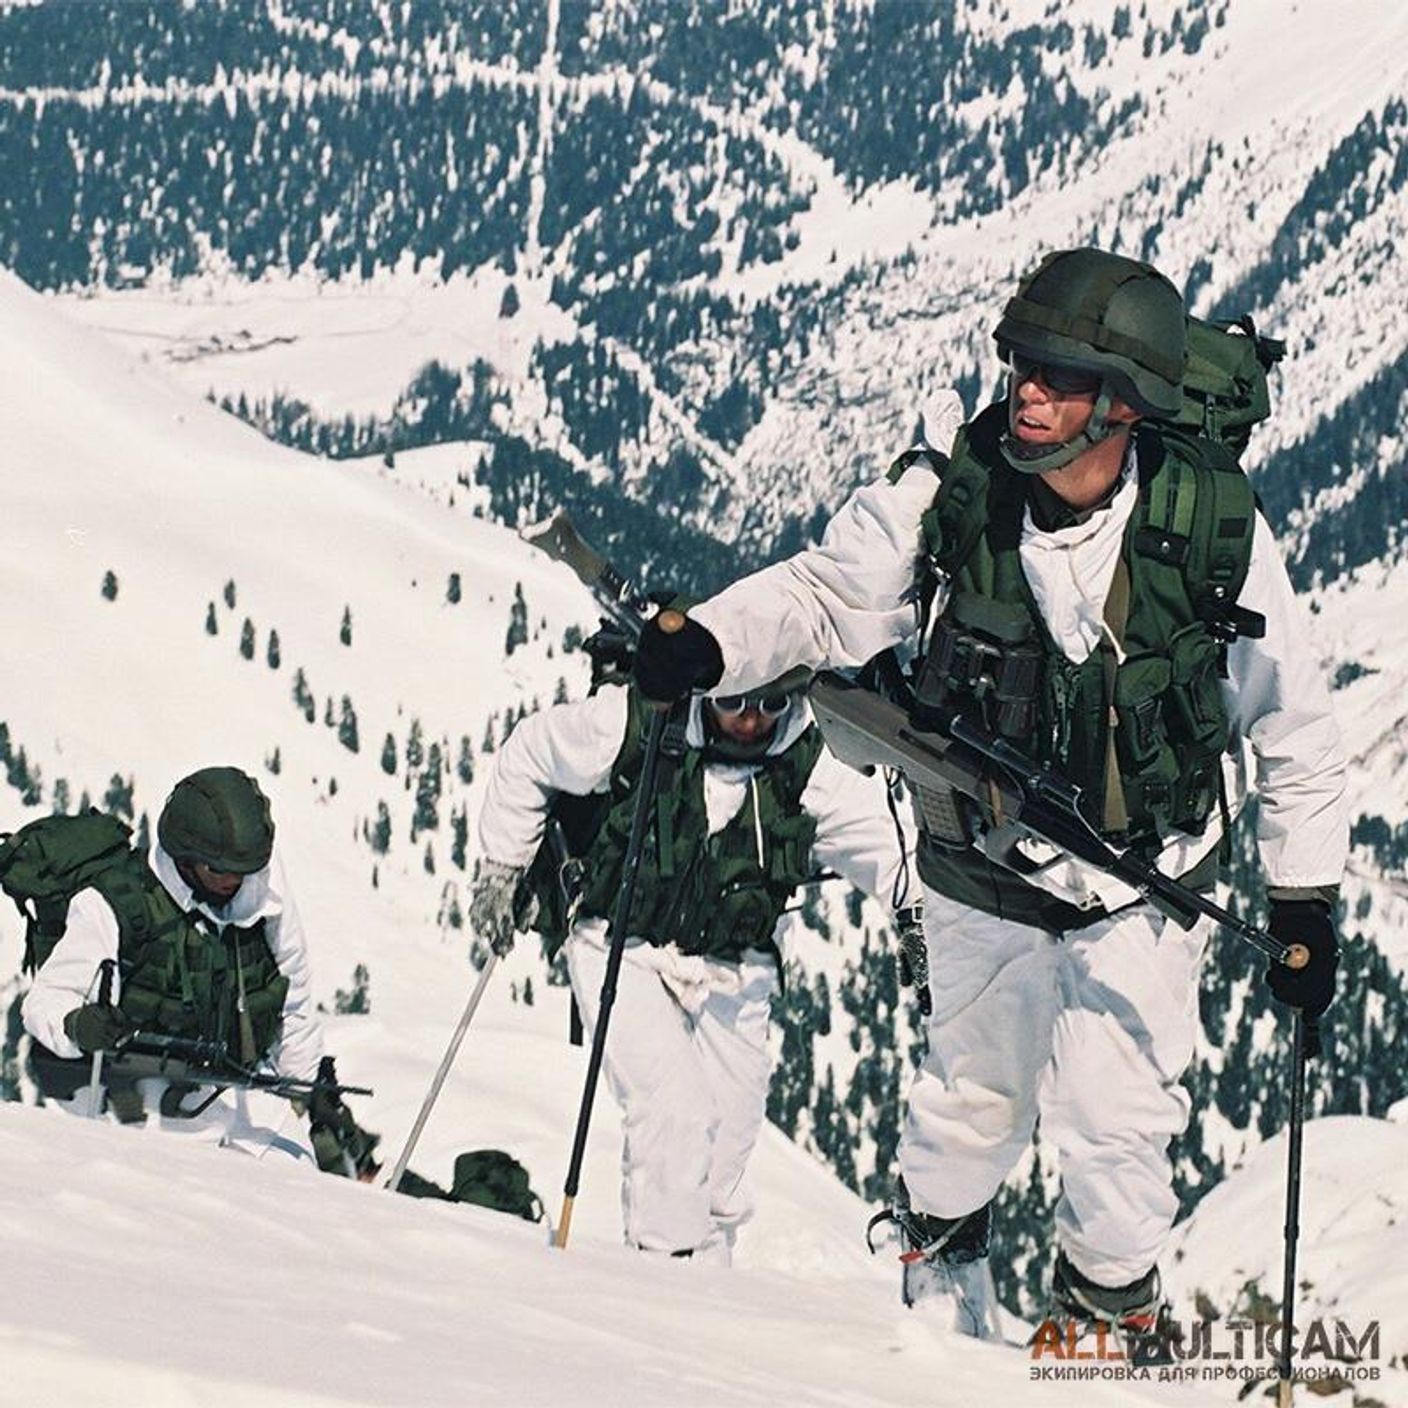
[1130, 426, 1264, 646]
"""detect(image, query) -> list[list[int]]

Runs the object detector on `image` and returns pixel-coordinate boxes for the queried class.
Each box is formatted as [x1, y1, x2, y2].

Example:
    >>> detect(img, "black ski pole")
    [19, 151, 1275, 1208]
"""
[553, 665, 677, 1249]
[85, 958, 116, 1118]
[1276, 1011, 1314, 1408]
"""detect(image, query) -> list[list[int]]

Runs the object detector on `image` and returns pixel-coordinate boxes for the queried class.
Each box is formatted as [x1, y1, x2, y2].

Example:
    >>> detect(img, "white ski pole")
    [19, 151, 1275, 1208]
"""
[384, 952, 498, 1193]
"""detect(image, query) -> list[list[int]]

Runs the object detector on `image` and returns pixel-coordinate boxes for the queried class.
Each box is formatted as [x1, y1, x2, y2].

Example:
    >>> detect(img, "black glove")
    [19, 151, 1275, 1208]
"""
[631, 611, 724, 705]
[894, 905, 932, 1018]
[1265, 899, 1339, 1018]
[63, 1002, 135, 1054]
[306, 1057, 382, 1179]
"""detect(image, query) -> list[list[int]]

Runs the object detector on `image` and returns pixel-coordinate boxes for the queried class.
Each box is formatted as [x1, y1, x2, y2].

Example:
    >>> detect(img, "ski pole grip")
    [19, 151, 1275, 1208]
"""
[1283, 942, 1310, 971]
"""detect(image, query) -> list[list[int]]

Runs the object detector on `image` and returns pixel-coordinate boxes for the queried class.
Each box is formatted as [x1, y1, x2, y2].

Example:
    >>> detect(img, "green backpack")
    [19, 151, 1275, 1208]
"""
[1176, 314, 1285, 455]
[395, 1149, 545, 1222]
[0, 810, 136, 974]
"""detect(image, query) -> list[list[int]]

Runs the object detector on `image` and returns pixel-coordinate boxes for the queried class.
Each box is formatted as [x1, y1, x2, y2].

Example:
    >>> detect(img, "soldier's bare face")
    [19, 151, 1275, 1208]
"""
[1008, 364, 1099, 445]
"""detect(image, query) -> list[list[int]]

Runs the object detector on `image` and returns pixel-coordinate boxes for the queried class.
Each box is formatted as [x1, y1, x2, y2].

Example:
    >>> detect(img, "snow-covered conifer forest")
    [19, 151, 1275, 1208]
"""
[1, 2, 1406, 1403]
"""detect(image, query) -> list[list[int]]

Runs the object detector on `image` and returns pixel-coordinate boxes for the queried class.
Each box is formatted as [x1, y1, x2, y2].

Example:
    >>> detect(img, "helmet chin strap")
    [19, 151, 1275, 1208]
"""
[998, 386, 1119, 475]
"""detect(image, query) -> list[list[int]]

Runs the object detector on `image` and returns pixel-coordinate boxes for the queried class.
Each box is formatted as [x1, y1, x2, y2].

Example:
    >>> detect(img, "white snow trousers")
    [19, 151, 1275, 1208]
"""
[900, 889, 1209, 1287]
[565, 925, 779, 1262]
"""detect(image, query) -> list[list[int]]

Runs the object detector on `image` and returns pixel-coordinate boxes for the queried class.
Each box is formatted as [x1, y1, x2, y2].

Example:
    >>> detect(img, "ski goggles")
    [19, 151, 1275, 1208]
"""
[1008, 352, 1103, 396]
[710, 691, 793, 719]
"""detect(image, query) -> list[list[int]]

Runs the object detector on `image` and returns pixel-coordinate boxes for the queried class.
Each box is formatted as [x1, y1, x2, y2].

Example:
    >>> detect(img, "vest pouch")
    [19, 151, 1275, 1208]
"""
[1112, 654, 1180, 836]
[918, 595, 1041, 738]
[699, 875, 777, 960]
[1164, 624, 1230, 751]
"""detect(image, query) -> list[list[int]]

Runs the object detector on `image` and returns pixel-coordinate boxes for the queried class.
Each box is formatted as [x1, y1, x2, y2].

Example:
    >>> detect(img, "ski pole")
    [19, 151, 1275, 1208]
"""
[554, 694, 673, 1249]
[85, 958, 116, 1118]
[1276, 1011, 1314, 1408]
[384, 951, 499, 1194]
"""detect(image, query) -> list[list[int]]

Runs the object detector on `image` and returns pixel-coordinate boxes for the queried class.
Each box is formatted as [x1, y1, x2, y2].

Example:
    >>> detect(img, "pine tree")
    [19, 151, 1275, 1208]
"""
[292, 669, 316, 723]
[381, 733, 397, 775]
[447, 572, 462, 605]
[505, 582, 528, 655]
[481, 716, 496, 754]
[413, 743, 443, 835]
[266, 629, 281, 669]
[240, 618, 256, 660]
[405, 718, 425, 771]
[370, 802, 392, 855]
[338, 696, 360, 753]
[456, 736, 474, 784]
[450, 805, 468, 869]
[340, 605, 353, 646]
[266, 747, 282, 775]
[423, 841, 436, 874]
[223, 579, 237, 609]
[333, 963, 370, 1016]
[51, 777, 71, 815]
[324, 696, 335, 727]
[205, 602, 218, 635]
[554, 676, 569, 704]
[101, 570, 118, 602]
[103, 773, 135, 820]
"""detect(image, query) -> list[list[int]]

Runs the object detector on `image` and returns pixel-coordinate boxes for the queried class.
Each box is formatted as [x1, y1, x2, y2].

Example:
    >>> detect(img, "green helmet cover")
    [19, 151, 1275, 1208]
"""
[994, 248, 1187, 473]
[158, 766, 275, 874]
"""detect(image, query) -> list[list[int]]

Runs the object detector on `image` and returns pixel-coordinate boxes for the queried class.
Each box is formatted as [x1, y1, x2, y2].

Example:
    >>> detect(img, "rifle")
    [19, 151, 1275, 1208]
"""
[102, 1032, 372, 1116]
[519, 509, 652, 643]
[808, 670, 1307, 970]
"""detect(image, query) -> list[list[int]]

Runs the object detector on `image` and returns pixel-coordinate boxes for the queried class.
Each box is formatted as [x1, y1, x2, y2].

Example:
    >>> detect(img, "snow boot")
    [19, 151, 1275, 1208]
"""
[867, 1180, 1000, 1340]
[1047, 1251, 1181, 1366]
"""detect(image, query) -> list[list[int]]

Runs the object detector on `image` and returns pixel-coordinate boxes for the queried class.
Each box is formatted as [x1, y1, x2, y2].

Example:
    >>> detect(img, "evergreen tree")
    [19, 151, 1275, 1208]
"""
[100, 570, 118, 602]
[103, 773, 135, 820]
[423, 841, 436, 874]
[481, 716, 496, 753]
[266, 747, 282, 775]
[240, 618, 255, 660]
[413, 742, 443, 835]
[505, 582, 528, 655]
[51, 777, 71, 815]
[406, 718, 425, 771]
[338, 696, 360, 753]
[292, 668, 316, 723]
[447, 572, 462, 604]
[324, 696, 335, 727]
[223, 580, 237, 609]
[554, 676, 569, 704]
[499, 282, 520, 318]
[456, 735, 474, 784]
[333, 963, 371, 1016]
[266, 629, 281, 669]
[370, 802, 392, 855]
[204, 602, 218, 635]
[381, 733, 397, 775]
[340, 605, 353, 646]
[450, 805, 468, 869]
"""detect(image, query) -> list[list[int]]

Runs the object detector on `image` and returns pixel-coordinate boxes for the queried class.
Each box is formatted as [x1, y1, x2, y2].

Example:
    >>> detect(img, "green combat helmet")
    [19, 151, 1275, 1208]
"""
[157, 766, 275, 874]
[993, 247, 1187, 474]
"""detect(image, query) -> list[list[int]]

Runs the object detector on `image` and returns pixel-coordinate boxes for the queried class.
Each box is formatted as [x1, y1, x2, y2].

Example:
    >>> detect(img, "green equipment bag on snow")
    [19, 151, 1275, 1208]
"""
[449, 1149, 545, 1223]
[0, 810, 135, 974]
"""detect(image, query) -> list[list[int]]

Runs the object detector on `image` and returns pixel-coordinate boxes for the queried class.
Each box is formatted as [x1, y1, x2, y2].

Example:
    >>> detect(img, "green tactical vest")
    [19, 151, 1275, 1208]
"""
[909, 402, 1257, 929]
[567, 692, 825, 963]
[98, 853, 289, 1064]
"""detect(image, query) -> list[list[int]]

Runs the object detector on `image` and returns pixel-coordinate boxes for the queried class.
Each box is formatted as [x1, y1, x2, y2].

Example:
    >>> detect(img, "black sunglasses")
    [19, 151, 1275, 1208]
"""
[1009, 352, 1103, 396]
[711, 693, 792, 719]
